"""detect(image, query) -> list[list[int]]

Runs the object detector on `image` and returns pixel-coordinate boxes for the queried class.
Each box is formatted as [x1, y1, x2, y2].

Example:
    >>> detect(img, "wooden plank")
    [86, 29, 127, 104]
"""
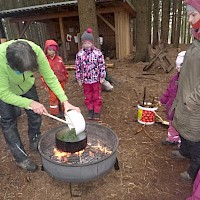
[114, 12, 119, 59]
[65, 63, 115, 70]
[97, 14, 115, 32]
[9, 7, 123, 23]
[19, 21, 31, 38]
[12, 22, 20, 38]
[59, 17, 67, 62]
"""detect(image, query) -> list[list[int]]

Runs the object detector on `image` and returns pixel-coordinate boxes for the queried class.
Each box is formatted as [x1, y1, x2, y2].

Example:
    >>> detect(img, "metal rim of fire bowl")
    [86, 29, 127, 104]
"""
[38, 122, 119, 167]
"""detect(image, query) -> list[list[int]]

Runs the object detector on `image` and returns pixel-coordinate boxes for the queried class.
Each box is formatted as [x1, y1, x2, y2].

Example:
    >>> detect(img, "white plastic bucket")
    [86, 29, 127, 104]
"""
[137, 103, 158, 125]
[65, 110, 86, 135]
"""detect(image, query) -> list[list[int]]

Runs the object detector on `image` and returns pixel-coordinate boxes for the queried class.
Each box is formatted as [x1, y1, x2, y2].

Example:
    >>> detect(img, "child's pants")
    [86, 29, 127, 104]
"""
[167, 120, 181, 143]
[49, 81, 65, 115]
[186, 169, 200, 200]
[83, 82, 102, 113]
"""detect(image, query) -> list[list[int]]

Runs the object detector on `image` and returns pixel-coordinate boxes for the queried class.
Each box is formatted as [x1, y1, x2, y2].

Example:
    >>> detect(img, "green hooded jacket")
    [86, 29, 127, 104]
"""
[0, 39, 68, 109]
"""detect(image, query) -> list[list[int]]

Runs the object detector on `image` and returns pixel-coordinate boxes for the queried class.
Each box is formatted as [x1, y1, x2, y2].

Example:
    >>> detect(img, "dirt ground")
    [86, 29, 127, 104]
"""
[0, 45, 194, 200]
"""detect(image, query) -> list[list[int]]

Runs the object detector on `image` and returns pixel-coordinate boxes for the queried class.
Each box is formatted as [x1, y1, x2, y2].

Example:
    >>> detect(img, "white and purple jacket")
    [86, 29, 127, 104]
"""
[75, 47, 106, 84]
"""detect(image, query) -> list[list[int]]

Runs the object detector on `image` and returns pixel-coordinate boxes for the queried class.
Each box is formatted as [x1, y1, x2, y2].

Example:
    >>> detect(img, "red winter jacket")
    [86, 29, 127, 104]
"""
[42, 40, 68, 85]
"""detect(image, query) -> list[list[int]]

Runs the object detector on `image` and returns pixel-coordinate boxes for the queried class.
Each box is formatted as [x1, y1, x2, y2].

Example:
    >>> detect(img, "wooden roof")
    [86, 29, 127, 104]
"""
[0, 0, 135, 19]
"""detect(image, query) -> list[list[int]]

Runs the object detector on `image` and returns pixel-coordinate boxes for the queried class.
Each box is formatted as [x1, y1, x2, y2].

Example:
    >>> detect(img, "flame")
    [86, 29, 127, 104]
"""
[92, 142, 112, 154]
[53, 148, 71, 159]
[53, 142, 112, 163]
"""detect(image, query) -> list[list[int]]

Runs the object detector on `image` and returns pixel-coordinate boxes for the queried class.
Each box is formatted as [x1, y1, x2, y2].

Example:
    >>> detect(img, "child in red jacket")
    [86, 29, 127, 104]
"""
[41, 40, 68, 117]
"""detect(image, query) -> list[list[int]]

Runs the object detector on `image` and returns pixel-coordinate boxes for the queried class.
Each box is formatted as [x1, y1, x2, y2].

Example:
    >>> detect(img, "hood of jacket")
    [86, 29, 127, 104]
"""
[44, 40, 59, 54]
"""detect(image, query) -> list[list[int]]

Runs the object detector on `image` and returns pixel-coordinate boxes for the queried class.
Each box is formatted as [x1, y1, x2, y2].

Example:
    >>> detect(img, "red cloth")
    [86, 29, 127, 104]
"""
[83, 82, 102, 113]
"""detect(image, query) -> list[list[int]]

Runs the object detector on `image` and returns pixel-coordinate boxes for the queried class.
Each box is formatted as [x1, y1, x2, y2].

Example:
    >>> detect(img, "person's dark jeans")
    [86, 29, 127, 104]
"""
[0, 85, 41, 163]
[179, 135, 200, 180]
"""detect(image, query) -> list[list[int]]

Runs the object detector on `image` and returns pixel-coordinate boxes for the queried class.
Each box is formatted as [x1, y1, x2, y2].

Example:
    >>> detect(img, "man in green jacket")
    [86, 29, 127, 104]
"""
[0, 39, 80, 172]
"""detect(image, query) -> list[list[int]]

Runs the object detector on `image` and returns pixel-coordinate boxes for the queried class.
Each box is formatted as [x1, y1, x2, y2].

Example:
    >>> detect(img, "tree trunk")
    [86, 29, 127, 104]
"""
[147, 0, 152, 44]
[174, 0, 182, 47]
[152, 0, 159, 48]
[77, 0, 99, 48]
[171, 0, 177, 44]
[161, 0, 170, 47]
[135, 0, 149, 62]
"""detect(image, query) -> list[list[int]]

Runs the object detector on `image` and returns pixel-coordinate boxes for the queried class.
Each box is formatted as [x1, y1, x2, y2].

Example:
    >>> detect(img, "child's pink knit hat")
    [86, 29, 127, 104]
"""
[176, 51, 186, 71]
[185, 0, 200, 13]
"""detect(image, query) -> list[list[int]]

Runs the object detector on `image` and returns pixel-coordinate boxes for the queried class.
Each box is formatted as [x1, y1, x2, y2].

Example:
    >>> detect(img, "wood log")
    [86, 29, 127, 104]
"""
[65, 63, 115, 70]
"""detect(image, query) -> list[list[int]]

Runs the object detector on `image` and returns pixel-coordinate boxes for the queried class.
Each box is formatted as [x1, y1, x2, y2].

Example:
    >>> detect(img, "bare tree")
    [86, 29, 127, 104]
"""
[171, 0, 177, 44]
[77, 0, 99, 48]
[161, 0, 170, 47]
[135, 0, 150, 62]
[174, 0, 182, 47]
[152, 0, 159, 48]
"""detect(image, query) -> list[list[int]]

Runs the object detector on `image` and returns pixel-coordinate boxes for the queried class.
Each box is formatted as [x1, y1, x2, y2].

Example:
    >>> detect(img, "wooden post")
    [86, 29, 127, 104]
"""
[12, 22, 20, 39]
[114, 11, 130, 60]
[114, 12, 120, 60]
[59, 17, 67, 62]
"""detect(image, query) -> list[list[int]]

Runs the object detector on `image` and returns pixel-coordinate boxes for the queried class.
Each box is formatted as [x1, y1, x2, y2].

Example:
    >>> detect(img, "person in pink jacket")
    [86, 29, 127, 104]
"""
[160, 51, 186, 146]
[75, 28, 106, 121]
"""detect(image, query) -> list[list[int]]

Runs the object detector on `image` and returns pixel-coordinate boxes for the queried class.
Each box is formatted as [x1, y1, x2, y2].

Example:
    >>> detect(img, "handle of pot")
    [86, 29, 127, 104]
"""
[27, 107, 68, 124]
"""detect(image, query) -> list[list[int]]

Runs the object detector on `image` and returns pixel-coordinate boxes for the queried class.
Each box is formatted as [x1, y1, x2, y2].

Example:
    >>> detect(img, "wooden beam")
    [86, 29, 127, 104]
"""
[9, 7, 123, 23]
[12, 22, 20, 38]
[65, 63, 114, 70]
[114, 12, 119, 59]
[114, 11, 130, 60]
[19, 21, 31, 38]
[59, 17, 67, 62]
[97, 14, 115, 32]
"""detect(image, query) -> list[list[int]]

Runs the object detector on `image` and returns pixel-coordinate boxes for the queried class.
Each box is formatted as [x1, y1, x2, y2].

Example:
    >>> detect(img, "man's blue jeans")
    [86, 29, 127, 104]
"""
[0, 85, 41, 163]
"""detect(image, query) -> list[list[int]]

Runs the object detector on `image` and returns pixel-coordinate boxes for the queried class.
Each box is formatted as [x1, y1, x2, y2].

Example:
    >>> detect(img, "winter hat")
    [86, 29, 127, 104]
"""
[48, 45, 58, 51]
[176, 51, 186, 70]
[185, 0, 200, 13]
[44, 40, 59, 54]
[81, 28, 94, 43]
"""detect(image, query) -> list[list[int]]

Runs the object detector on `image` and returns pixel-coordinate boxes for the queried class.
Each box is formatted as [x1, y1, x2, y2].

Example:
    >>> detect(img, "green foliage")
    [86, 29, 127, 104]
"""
[57, 128, 78, 142]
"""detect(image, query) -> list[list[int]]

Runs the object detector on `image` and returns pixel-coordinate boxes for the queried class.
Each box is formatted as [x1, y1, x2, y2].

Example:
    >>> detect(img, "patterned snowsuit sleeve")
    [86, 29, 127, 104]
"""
[98, 52, 106, 79]
[75, 53, 83, 83]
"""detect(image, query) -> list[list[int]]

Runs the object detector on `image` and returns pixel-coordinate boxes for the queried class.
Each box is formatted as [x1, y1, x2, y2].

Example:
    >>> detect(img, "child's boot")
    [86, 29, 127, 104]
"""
[179, 171, 193, 183]
[161, 138, 179, 146]
[87, 110, 94, 120]
[171, 150, 187, 160]
[93, 113, 100, 121]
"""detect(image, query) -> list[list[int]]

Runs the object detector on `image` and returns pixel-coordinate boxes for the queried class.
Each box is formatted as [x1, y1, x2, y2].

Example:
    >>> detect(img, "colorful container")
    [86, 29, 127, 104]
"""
[137, 103, 158, 125]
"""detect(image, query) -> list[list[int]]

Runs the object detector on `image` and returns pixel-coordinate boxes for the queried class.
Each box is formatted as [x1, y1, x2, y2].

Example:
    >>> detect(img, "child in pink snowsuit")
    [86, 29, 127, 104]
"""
[75, 28, 106, 120]
[160, 51, 186, 145]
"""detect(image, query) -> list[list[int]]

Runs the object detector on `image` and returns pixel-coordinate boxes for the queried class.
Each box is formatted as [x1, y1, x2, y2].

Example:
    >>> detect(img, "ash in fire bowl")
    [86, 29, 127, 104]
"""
[39, 122, 119, 166]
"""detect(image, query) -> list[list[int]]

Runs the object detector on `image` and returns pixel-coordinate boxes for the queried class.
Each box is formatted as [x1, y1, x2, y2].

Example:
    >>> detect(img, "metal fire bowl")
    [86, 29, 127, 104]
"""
[38, 122, 119, 183]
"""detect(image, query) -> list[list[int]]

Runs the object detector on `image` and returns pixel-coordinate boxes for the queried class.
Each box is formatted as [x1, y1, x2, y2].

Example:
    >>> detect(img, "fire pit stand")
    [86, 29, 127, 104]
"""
[38, 122, 119, 185]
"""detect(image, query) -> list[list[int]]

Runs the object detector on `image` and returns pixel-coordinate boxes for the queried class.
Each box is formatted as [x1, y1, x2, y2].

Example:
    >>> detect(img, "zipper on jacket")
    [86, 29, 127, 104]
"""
[23, 73, 25, 82]
[17, 85, 24, 93]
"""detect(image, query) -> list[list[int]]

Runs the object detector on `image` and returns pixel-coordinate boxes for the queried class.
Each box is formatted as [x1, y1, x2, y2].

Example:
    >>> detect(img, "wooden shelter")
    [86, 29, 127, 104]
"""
[0, 0, 136, 61]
